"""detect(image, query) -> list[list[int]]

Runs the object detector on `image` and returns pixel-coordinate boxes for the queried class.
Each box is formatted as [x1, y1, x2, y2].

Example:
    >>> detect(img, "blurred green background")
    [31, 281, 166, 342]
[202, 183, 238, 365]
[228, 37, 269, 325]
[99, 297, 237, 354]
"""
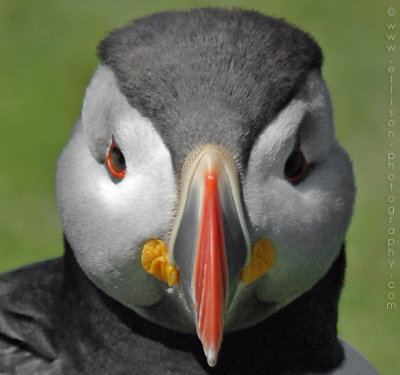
[0, 0, 399, 373]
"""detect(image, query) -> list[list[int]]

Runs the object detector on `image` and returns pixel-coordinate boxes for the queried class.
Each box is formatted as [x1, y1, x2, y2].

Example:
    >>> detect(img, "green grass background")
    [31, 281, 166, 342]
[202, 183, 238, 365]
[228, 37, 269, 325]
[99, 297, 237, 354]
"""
[1, 1, 399, 373]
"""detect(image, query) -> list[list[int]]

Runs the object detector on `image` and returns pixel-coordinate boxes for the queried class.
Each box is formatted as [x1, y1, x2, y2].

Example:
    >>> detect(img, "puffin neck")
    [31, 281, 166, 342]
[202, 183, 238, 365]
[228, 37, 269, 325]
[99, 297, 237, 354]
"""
[59, 238, 206, 369]
[59, 237, 346, 374]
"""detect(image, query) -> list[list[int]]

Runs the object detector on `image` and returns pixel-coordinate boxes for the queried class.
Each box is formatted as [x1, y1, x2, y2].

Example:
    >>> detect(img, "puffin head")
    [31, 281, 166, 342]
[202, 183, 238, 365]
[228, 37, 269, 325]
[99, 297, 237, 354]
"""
[56, 8, 355, 366]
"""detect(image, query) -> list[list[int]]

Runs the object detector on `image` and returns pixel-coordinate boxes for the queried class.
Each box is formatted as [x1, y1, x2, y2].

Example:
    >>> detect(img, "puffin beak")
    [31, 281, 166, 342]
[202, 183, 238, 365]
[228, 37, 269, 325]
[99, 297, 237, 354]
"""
[169, 145, 249, 366]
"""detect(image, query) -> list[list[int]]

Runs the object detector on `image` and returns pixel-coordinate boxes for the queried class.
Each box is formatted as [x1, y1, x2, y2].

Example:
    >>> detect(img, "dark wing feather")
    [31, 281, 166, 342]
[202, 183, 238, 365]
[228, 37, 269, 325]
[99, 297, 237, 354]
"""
[0, 260, 63, 374]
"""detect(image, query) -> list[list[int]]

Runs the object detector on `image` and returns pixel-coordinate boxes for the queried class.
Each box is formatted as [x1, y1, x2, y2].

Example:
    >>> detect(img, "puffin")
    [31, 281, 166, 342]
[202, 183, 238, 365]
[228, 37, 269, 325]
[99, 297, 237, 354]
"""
[0, 8, 378, 375]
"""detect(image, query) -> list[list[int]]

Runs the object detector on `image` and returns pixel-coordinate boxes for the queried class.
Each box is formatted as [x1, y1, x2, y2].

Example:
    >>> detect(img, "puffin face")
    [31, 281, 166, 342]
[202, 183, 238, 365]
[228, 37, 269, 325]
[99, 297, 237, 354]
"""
[56, 9, 355, 366]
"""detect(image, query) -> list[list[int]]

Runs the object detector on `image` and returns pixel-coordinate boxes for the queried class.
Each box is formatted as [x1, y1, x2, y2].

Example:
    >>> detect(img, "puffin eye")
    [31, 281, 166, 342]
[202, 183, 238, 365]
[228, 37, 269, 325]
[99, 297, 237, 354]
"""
[106, 139, 126, 179]
[284, 148, 308, 184]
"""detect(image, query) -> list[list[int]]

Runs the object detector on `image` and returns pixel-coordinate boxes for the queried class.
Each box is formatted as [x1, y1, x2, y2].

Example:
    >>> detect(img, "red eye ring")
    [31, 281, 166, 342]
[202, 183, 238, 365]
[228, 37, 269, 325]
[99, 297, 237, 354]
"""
[284, 148, 308, 183]
[106, 140, 126, 179]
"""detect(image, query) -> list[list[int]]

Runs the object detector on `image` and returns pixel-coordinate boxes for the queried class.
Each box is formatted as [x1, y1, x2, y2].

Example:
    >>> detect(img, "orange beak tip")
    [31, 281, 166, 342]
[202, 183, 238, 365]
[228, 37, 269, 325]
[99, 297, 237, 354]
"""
[205, 347, 218, 367]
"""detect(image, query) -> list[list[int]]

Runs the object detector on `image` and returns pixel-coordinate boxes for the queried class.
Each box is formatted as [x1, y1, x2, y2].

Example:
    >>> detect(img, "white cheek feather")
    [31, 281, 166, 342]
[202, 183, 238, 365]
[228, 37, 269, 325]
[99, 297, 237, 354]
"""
[57, 66, 178, 308]
[82, 65, 177, 242]
[248, 99, 307, 175]
[243, 72, 355, 303]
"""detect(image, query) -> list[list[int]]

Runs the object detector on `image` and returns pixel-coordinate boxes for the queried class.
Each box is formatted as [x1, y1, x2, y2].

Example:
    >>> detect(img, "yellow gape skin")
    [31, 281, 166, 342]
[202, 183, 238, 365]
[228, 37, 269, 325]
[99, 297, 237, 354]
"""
[240, 238, 276, 286]
[141, 237, 275, 288]
[141, 239, 179, 287]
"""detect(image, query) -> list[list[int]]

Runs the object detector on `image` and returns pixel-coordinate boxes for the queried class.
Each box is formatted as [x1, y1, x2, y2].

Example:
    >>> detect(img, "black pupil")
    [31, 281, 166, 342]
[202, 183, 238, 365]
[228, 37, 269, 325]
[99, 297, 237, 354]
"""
[111, 146, 125, 172]
[285, 150, 304, 179]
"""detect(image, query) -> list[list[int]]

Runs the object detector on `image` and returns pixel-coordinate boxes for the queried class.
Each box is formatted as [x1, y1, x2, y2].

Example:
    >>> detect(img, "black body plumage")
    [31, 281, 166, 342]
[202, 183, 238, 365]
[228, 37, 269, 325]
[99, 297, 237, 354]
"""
[0, 240, 345, 374]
